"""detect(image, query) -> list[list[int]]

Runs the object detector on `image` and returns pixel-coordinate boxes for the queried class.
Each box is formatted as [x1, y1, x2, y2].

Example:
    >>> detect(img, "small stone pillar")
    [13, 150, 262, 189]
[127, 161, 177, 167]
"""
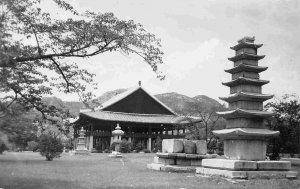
[75, 127, 90, 155]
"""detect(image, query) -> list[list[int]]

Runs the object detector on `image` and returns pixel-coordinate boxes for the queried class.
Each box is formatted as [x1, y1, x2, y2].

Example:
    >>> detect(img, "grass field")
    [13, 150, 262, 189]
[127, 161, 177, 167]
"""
[0, 152, 300, 189]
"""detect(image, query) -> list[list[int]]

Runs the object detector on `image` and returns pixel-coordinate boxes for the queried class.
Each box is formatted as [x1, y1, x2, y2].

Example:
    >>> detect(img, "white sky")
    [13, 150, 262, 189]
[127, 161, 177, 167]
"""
[45, 0, 300, 102]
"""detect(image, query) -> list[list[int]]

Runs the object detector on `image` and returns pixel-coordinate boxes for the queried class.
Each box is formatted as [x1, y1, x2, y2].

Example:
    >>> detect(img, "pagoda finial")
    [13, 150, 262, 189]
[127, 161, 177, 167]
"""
[138, 81, 141, 86]
[238, 36, 255, 44]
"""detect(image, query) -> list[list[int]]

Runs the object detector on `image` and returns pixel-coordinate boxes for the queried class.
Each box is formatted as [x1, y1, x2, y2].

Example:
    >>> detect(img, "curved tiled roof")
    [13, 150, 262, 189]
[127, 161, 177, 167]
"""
[219, 92, 273, 103]
[222, 77, 269, 87]
[79, 110, 201, 124]
[228, 53, 265, 62]
[225, 64, 268, 74]
[217, 108, 275, 119]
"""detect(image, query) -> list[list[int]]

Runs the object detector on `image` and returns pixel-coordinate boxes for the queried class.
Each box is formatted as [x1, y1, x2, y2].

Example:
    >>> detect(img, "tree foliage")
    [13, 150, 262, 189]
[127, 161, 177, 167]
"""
[38, 132, 63, 161]
[0, 0, 164, 119]
[265, 94, 300, 159]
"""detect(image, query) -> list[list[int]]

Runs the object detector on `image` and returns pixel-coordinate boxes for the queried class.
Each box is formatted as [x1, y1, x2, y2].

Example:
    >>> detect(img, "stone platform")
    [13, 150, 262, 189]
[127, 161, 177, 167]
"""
[147, 152, 218, 172]
[196, 159, 297, 179]
[75, 149, 90, 155]
[147, 163, 196, 173]
[108, 151, 123, 158]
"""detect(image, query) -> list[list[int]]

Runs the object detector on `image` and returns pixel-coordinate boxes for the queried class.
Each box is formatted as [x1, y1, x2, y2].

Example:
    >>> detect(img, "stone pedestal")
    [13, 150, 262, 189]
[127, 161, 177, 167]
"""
[224, 139, 266, 161]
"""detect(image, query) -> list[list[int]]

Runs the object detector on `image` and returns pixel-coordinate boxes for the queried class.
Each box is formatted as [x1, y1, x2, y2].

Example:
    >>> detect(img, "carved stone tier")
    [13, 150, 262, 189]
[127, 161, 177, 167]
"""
[230, 42, 263, 51]
[219, 92, 273, 103]
[225, 64, 268, 74]
[214, 128, 279, 160]
[217, 109, 275, 119]
[213, 128, 279, 140]
[222, 77, 269, 87]
[228, 53, 265, 62]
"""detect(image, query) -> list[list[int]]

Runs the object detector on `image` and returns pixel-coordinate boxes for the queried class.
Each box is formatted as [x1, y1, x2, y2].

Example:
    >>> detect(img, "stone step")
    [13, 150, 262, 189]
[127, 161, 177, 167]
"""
[202, 159, 257, 170]
[196, 167, 297, 179]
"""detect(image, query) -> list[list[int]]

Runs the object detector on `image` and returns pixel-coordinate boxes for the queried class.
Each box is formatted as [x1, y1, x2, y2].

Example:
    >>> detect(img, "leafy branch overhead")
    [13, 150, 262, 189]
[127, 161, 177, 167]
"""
[0, 0, 164, 118]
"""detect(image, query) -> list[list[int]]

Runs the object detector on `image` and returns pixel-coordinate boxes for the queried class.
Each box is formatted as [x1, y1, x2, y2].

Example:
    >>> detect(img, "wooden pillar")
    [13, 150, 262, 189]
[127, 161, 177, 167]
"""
[147, 138, 152, 151]
[148, 126, 152, 151]
[89, 125, 94, 151]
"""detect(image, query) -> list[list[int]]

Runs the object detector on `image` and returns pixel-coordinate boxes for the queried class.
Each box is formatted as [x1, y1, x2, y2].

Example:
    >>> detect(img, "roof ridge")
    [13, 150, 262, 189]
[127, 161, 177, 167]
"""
[91, 110, 178, 117]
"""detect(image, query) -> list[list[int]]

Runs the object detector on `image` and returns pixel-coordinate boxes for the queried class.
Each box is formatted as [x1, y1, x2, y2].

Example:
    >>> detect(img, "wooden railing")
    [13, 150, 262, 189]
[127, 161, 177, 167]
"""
[85, 131, 185, 138]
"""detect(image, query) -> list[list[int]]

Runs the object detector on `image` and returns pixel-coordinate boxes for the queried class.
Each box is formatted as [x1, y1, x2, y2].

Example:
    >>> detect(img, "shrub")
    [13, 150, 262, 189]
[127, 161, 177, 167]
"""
[27, 141, 39, 152]
[134, 142, 145, 152]
[143, 149, 151, 153]
[95, 143, 102, 153]
[0, 139, 7, 154]
[110, 142, 116, 151]
[38, 133, 64, 161]
[119, 141, 133, 153]
[152, 137, 162, 153]
[103, 149, 110, 153]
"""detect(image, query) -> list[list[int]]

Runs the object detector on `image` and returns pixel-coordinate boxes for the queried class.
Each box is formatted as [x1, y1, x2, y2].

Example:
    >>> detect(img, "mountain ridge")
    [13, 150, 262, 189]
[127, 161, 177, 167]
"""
[42, 88, 224, 116]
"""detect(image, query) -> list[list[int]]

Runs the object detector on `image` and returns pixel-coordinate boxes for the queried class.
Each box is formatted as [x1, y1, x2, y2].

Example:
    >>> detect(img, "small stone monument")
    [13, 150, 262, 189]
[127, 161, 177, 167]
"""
[75, 127, 90, 155]
[109, 124, 124, 158]
[197, 37, 297, 179]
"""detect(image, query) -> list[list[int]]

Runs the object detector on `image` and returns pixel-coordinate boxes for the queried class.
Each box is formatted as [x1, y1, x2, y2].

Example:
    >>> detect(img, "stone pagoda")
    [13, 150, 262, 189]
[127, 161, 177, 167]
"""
[197, 37, 297, 179]
[75, 127, 90, 155]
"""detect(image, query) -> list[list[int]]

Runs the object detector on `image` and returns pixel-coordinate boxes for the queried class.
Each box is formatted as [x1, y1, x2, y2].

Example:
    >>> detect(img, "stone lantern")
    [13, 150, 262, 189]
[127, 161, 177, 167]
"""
[111, 124, 124, 152]
[109, 124, 124, 158]
[75, 127, 89, 155]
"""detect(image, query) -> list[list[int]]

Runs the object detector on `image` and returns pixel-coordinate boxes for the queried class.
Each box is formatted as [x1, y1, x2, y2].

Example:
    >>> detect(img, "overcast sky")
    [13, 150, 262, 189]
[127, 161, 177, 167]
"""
[48, 0, 300, 101]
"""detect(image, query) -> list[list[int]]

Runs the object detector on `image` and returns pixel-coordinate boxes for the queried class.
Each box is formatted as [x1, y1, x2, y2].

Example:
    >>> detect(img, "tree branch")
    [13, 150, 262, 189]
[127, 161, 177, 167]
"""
[49, 57, 70, 92]
[6, 92, 18, 108]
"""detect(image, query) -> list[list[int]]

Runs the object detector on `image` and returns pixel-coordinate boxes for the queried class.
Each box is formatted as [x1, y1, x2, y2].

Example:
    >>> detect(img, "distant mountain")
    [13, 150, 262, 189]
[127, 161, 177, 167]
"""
[42, 97, 65, 109]
[155, 93, 223, 115]
[42, 89, 223, 116]
[64, 101, 85, 116]
[94, 88, 127, 104]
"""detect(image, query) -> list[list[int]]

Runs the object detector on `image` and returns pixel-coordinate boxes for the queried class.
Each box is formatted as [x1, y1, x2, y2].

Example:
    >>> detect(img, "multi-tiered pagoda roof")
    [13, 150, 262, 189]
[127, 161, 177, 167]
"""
[215, 36, 279, 139]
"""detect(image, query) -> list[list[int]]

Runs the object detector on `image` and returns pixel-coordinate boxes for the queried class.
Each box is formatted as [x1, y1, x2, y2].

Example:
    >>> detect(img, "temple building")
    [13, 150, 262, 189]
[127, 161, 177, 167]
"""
[73, 82, 200, 152]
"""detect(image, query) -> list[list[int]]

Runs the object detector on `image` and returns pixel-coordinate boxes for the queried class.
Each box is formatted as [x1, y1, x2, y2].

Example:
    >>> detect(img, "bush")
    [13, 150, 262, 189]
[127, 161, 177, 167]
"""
[95, 143, 102, 153]
[152, 137, 162, 153]
[134, 142, 145, 152]
[119, 140, 133, 153]
[103, 149, 110, 153]
[143, 149, 151, 153]
[110, 140, 133, 153]
[110, 142, 116, 151]
[0, 139, 7, 154]
[27, 141, 39, 152]
[38, 133, 64, 161]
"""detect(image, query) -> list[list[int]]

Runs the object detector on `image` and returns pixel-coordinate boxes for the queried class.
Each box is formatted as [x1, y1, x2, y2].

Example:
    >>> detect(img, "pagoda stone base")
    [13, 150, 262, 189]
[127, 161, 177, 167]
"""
[147, 152, 217, 172]
[197, 159, 297, 179]
[108, 151, 123, 158]
[147, 163, 196, 173]
[224, 139, 266, 161]
[75, 149, 90, 155]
